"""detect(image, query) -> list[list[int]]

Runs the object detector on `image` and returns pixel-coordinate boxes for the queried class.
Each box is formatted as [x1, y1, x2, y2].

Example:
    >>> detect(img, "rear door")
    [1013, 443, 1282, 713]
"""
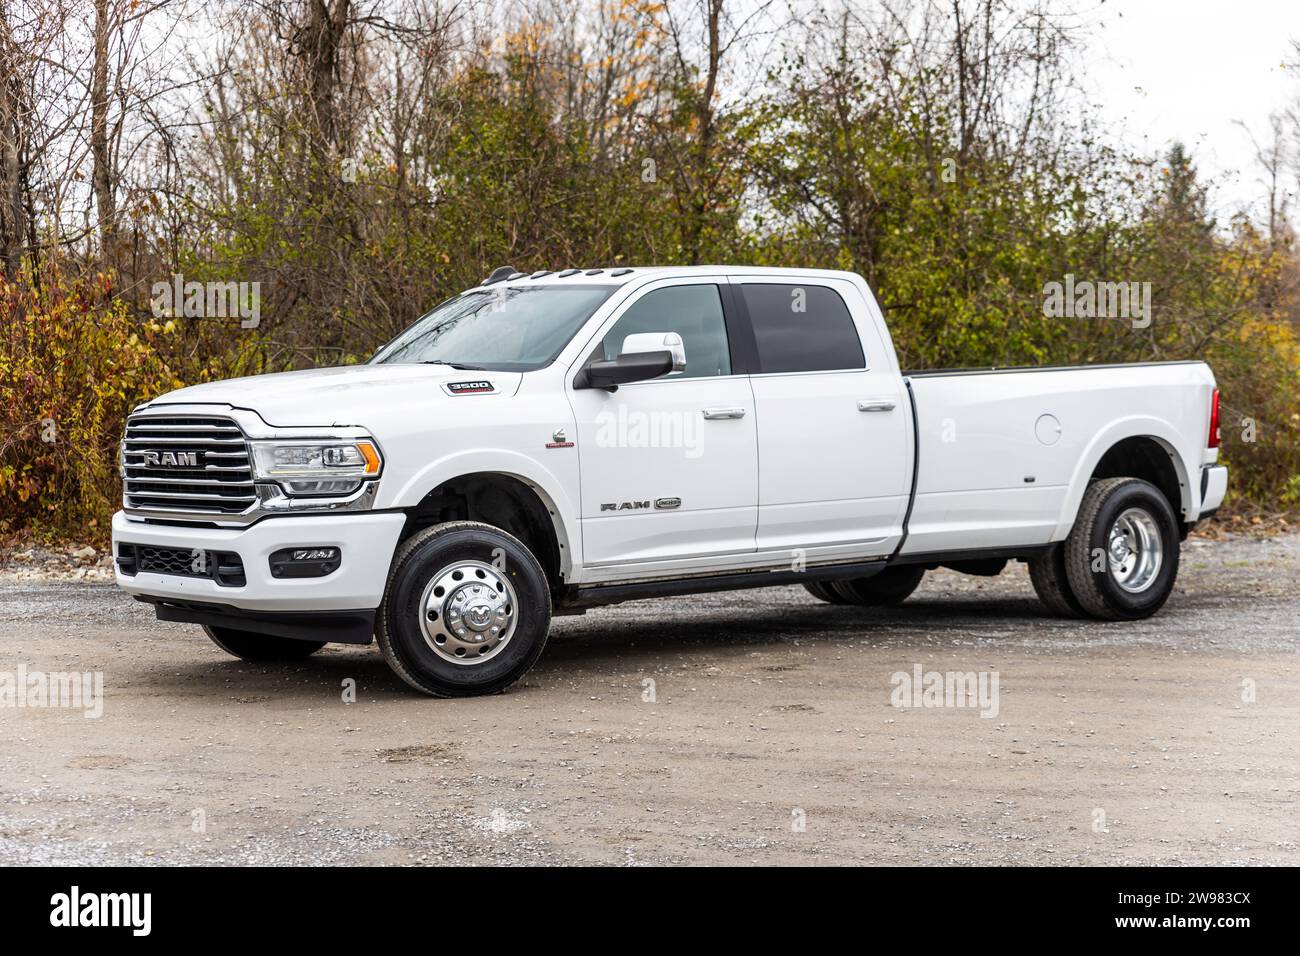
[732, 277, 911, 556]
[567, 277, 759, 570]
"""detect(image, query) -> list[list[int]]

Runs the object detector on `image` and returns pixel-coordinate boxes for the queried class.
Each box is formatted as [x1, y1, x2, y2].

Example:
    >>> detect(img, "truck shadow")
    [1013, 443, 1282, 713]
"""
[540, 593, 1080, 663]
[125, 593, 1092, 700]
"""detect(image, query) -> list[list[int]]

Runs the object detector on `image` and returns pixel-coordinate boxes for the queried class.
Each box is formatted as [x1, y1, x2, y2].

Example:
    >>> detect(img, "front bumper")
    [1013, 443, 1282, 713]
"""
[1198, 464, 1228, 518]
[112, 510, 406, 613]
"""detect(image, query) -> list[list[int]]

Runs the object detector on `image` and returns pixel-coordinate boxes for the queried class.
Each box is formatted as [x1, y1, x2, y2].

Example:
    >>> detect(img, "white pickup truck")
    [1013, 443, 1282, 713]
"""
[113, 266, 1228, 696]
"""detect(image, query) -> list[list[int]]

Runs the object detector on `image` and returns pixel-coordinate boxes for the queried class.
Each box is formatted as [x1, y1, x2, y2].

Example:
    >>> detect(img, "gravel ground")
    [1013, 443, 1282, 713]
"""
[0, 531, 1296, 866]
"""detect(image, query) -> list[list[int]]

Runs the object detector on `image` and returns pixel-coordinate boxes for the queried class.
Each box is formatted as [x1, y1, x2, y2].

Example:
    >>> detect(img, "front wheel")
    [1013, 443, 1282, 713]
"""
[376, 521, 552, 697]
[1063, 477, 1180, 621]
[203, 625, 326, 660]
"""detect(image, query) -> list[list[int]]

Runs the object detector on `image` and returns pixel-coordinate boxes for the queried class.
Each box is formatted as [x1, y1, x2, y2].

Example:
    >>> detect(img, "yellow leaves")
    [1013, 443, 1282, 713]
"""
[1, 264, 191, 542]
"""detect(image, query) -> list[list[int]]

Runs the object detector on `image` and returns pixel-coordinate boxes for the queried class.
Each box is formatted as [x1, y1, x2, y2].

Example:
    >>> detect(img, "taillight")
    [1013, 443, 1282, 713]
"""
[1208, 388, 1221, 449]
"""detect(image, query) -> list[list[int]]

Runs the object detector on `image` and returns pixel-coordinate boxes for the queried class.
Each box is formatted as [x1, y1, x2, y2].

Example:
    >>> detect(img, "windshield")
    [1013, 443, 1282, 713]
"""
[371, 285, 613, 371]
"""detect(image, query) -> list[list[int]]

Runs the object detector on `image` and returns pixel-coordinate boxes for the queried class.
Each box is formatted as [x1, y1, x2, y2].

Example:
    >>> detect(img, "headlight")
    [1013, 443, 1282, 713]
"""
[249, 439, 382, 497]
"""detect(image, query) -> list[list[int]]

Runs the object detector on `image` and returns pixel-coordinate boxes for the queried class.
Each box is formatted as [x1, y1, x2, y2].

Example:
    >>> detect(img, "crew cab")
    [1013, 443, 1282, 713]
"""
[112, 266, 1228, 696]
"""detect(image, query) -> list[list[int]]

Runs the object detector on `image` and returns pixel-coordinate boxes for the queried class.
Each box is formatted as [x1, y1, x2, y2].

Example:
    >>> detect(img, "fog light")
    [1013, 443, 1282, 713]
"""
[269, 547, 340, 579]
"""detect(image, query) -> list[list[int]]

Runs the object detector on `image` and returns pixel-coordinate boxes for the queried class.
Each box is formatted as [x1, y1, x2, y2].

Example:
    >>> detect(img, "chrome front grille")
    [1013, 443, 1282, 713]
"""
[122, 415, 257, 517]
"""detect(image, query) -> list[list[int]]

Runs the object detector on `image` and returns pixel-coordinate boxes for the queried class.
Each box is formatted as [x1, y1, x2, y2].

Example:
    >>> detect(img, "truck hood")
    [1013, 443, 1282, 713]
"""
[144, 364, 523, 428]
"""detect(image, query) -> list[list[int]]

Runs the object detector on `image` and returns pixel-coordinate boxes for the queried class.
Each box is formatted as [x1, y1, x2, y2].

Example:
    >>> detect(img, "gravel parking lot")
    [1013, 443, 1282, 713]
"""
[1, 531, 1296, 866]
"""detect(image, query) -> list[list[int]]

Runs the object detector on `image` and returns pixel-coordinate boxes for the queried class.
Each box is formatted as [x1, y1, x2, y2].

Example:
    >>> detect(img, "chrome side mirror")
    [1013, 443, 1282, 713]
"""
[619, 331, 686, 374]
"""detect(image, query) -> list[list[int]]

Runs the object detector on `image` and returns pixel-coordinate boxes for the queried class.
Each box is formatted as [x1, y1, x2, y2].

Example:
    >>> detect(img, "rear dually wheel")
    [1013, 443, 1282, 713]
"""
[829, 565, 926, 606]
[1062, 477, 1180, 621]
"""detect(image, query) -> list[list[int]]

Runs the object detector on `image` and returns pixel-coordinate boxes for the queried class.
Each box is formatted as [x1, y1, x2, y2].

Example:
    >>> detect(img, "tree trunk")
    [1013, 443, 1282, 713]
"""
[91, 0, 116, 249]
[0, 10, 26, 277]
[685, 0, 723, 265]
[300, 0, 351, 159]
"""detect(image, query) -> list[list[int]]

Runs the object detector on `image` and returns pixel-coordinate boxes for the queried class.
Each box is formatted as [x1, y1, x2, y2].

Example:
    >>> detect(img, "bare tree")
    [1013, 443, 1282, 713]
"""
[651, 0, 780, 262]
[0, 11, 26, 275]
[90, 0, 116, 245]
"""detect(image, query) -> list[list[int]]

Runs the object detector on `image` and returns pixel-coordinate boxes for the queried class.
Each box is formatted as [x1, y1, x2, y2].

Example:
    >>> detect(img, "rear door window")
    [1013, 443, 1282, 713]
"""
[740, 283, 865, 373]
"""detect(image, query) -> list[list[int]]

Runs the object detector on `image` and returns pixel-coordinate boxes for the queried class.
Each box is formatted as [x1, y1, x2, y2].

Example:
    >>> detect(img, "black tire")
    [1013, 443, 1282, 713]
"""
[1063, 477, 1180, 621]
[829, 565, 925, 606]
[1028, 543, 1087, 618]
[376, 521, 551, 697]
[202, 625, 326, 661]
[802, 580, 850, 604]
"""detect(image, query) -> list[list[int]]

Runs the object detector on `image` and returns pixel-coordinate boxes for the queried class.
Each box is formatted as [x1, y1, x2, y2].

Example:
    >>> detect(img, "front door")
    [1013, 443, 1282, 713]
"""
[568, 278, 758, 569]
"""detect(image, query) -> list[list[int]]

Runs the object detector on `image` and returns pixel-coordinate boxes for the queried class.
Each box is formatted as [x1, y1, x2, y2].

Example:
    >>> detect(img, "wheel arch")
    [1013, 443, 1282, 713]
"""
[1052, 420, 1194, 541]
[396, 466, 575, 592]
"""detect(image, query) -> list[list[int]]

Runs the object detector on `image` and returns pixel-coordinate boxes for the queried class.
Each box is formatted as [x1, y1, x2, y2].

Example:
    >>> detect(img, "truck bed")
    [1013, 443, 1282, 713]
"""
[899, 360, 1217, 556]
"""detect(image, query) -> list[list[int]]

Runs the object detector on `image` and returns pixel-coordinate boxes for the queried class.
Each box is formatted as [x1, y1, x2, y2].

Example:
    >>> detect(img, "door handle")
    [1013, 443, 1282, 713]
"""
[702, 407, 747, 420]
[857, 399, 896, 412]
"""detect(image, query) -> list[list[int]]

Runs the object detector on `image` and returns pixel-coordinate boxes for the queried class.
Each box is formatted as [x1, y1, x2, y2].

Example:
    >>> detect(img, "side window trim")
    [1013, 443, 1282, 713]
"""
[729, 278, 869, 375]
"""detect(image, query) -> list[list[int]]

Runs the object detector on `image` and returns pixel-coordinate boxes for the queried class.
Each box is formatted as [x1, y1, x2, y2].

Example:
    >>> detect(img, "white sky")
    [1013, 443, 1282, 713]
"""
[1085, 0, 1299, 219]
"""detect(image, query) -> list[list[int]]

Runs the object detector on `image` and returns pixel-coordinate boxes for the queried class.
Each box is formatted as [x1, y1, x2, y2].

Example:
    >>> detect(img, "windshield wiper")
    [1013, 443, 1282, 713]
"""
[421, 360, 488, 370]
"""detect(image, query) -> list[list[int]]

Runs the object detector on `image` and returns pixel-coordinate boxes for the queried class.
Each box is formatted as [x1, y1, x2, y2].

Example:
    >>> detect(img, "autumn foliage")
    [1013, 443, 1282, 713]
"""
[0, 1, 1297, 542]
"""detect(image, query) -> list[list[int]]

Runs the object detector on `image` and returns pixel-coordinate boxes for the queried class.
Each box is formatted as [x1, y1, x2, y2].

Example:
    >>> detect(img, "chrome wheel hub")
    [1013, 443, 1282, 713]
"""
[419, 560, 517, 665]
[1107, 508, 1163, 594]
